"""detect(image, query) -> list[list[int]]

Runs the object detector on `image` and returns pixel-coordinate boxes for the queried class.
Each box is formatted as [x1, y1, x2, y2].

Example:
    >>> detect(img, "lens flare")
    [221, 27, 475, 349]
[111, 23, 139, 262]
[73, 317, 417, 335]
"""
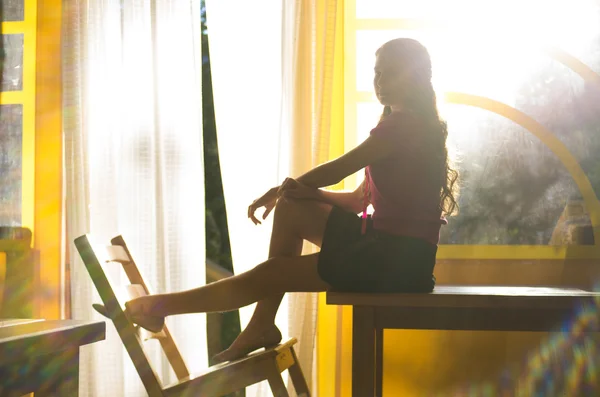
[438, 289, 600, 396]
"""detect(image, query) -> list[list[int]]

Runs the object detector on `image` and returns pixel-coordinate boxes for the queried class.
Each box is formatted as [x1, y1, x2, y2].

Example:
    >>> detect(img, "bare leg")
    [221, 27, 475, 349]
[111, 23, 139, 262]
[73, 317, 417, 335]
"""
[126, 199, 333, 343]
[213, 198, 332, 361]
[127, 253, 329, 320]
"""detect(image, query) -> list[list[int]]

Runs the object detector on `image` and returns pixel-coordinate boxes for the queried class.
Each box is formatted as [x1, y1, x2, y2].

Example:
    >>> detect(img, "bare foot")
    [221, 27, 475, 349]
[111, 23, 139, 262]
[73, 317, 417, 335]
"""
[125, 296, 165, 333]
[213, 324, 282, 364]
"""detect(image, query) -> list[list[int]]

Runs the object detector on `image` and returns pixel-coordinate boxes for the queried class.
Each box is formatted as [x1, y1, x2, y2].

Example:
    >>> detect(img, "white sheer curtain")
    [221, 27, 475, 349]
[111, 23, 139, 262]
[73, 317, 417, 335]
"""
[208, 0, 323, 395]
[63, 0, 206, 395]
[206, 0, 289, 395]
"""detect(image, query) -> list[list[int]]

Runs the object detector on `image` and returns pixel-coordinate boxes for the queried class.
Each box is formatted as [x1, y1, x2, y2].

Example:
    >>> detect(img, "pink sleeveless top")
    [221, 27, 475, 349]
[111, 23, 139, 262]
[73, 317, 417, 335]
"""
[365, 110, 447, 246]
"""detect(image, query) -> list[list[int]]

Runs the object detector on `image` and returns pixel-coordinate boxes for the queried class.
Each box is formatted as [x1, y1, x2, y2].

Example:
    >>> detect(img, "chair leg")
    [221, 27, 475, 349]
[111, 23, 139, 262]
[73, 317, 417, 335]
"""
[289, 347, 311, 397]
[267, 366, 290, 397]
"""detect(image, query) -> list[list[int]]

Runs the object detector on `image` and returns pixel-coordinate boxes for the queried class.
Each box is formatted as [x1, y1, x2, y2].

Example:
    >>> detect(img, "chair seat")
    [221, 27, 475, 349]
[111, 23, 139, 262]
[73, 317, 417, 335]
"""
[163, 338, 298, 397]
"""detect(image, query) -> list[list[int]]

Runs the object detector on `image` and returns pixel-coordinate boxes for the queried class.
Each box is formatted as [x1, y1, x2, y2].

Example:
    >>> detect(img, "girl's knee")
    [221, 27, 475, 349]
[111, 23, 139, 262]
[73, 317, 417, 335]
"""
[255, 257, 281, 276]
[247, 258, 287, 293]
[273, 198, 303, 224]
[275, 197, 301, 213]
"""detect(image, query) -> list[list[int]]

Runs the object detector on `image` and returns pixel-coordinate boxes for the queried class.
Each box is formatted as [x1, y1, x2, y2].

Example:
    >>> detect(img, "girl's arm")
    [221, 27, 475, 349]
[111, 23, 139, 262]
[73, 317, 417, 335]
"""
[295, 134, 395, 188]
[252, 132, 390, 224]
[280, 178, 368, 214]
[315, 180, 367, 214]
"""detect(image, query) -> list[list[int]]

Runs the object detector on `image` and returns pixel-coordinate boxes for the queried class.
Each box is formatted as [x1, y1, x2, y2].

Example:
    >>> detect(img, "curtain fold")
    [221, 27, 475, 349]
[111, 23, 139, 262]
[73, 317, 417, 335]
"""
[207, 1, 286, 394]
[63, 0, 206, 395]
[209, 0, 342, 395]
[287, 3, 343, 394]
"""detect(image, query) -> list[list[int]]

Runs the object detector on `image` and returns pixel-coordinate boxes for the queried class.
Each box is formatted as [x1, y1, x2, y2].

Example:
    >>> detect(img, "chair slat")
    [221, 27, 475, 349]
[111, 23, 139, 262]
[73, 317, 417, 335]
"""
[105, 245, 131, 264]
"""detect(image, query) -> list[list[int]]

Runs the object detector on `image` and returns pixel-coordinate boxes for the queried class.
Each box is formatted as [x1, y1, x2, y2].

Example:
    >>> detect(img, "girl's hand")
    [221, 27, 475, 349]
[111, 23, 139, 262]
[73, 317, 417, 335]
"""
[278, 178, 321, 201]
[248, 187, 278, 225]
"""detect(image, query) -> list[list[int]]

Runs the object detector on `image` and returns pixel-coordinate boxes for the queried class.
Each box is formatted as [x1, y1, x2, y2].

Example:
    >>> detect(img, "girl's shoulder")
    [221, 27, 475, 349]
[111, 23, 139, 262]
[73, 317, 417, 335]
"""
[372, 110, 424, 140]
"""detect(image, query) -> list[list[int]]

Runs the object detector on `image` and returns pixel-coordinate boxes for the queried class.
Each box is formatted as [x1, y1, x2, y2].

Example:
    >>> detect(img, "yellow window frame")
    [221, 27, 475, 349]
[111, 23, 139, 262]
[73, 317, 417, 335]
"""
[1, 0, 37, 231]
[1, 0, 63, 319]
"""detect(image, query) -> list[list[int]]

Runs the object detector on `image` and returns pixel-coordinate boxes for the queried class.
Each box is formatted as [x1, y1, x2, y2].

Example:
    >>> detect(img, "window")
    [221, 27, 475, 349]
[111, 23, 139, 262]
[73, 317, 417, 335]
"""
[1, 0, 36, 229]
[347, 0, 600, 246]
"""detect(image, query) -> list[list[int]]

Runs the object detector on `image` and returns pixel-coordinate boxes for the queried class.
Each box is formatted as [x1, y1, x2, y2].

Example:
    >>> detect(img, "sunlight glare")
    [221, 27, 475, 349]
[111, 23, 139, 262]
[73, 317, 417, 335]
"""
[356, 0, 599, 141]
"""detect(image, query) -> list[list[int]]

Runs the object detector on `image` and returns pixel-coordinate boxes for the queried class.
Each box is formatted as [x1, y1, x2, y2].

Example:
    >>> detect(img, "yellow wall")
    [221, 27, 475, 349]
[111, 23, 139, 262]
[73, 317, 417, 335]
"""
[35, 0, 62, 319]
[317, 0, 348, 394]
[383, 257, 600, 395]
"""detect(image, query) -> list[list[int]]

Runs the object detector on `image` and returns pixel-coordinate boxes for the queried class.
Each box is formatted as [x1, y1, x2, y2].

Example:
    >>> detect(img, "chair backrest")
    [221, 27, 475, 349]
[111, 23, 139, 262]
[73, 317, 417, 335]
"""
[74, 234, 190, 395]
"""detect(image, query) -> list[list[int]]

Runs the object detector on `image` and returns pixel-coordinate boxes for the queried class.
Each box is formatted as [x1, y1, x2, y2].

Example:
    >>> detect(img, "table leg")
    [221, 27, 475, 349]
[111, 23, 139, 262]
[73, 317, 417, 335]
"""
[375, 327, 383, 397]
[352, 306, 375, 397]
[36, 348, 80, 396]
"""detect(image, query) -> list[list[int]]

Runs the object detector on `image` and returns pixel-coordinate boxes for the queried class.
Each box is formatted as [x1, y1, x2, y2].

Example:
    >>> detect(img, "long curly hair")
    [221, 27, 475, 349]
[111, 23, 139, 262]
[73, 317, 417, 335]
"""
[376, 38, 459, 216]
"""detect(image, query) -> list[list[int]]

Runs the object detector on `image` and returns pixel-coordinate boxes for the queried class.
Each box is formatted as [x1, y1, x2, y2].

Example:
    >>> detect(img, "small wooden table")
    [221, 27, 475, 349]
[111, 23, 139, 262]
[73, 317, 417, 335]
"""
[327, 286, 600, 397]
[0, 319, 106, 396]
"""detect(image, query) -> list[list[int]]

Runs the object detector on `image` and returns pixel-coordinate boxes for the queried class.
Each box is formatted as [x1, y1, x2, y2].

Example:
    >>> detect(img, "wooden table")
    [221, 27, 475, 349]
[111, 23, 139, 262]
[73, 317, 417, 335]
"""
[0, 319, 106, 396]
[327, 286, 600, 397]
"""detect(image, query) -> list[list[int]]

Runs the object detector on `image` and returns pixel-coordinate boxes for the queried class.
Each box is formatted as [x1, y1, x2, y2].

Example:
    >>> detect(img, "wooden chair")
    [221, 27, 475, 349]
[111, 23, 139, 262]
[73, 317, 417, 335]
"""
[74, 234, 310, 397]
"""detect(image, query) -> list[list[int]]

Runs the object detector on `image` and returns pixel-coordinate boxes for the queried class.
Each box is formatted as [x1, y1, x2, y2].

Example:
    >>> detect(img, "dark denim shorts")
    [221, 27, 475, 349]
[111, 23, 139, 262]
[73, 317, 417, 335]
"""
[317, 206, 437, 293]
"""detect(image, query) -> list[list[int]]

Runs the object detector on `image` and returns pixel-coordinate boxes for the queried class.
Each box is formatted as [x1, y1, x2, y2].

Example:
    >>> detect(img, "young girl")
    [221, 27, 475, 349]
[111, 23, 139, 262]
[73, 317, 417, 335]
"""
[123, 38, 458, 363]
